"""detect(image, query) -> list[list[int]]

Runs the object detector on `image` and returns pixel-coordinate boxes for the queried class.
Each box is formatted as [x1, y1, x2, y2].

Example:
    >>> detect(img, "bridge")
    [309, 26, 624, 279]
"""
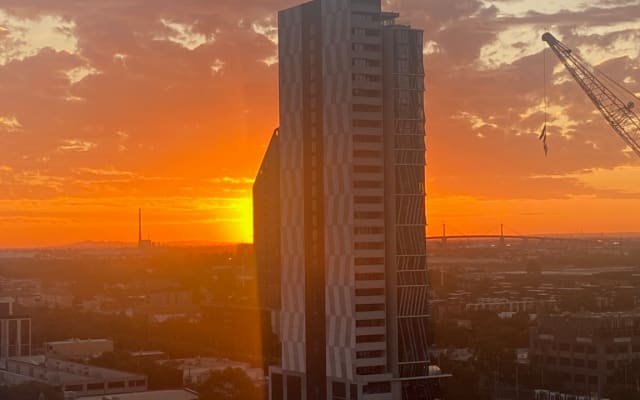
[426, 224, 636, 248]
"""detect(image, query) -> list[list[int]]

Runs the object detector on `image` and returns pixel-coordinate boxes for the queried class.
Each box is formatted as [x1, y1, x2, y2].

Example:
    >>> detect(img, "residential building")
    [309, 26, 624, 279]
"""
[0, 297, 31, 360]
[530, 312, 640, 397]
[258, 1, 437, 399]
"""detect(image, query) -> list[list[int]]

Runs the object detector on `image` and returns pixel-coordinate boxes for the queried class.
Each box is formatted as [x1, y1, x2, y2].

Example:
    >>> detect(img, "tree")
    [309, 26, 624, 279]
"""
[196, 368, 263, 400]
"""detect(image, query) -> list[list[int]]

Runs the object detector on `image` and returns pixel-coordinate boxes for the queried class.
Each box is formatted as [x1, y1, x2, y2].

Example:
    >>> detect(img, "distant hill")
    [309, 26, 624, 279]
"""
[56, 241, 136, 249]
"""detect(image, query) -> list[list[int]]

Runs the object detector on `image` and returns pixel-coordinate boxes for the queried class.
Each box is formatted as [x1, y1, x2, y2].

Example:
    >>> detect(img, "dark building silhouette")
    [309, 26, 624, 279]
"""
[253, 129, 282, 313]
[254, 1, 436, 399]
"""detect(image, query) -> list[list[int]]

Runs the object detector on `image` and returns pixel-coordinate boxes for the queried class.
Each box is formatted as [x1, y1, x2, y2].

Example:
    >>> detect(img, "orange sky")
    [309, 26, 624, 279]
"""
[0, 0, 639, 247]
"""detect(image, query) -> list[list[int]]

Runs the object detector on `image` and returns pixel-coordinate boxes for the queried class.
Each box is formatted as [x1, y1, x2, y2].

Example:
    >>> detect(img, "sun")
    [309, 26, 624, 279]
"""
[235, 196, 254, 243]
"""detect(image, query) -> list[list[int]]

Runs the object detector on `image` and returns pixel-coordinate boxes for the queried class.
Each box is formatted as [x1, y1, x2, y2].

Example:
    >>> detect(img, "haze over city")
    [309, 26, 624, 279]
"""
[2, 1, 640, 400]
[0, 0, 639, 247]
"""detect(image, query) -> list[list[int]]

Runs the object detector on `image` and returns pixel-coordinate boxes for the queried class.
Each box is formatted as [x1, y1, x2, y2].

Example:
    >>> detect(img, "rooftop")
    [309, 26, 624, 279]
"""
[7, 356, 145, 383]
[76, 389, 199, 400]
[45, 338, 113, 345]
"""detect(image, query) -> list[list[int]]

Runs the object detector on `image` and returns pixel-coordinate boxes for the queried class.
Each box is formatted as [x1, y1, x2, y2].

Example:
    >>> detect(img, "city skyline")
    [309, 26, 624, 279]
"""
[0, 0, 640, 247]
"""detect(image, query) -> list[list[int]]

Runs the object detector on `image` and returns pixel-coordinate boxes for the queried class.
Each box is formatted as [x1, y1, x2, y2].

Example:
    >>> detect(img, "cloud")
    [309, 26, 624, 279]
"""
[210, 58, 225, 74]
[0, 10, 77, 65]
[65, 64, 100, 84]
[423, 40, 441, 55]
[157, 19, 213, 50]
[0, 115, 22, 132]
[252, 18, 278, 45]
[57, 139, 97, 153]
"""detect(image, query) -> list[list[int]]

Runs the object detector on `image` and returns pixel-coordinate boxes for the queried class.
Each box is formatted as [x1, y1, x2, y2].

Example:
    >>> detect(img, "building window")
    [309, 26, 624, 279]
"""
[355, 273, 384, 281]
[357, 366, 386, 375]
[356, 350, 385, 358]
[353, 182, 382, 190]
[353, 120, 382, 128]
[354, 227, 384, 235]
[354, 242, 384, 250]
[354, 196, 382, 204]
[354, 165, 382, 174]
[354, 210, 383, 219]
[356, 304, 385, 312]
[355, 288, 385, 297]
[354, 257, 384, 265]
[353, 88, 381, 98]
[352, 58, 380, 68]
[356, 319, 385, 329]
[353, 134, 382, 143]
[356, 334, 385, 344]
[353, 104, 382, 112]
[353, 150, 381, 158]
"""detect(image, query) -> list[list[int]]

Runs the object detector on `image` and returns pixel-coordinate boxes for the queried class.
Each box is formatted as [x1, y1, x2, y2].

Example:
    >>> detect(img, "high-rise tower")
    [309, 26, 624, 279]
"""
[257, 1, 436, 399]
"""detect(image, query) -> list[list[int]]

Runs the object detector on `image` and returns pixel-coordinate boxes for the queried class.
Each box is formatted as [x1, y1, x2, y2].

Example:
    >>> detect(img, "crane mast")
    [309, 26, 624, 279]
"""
[542, 32, 640, 158]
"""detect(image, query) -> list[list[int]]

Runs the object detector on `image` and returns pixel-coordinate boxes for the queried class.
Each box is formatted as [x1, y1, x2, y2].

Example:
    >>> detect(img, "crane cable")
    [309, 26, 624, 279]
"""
[596, 67, 640, 104]
[569, 48, 640, 103]
[540, 47, 549, 156]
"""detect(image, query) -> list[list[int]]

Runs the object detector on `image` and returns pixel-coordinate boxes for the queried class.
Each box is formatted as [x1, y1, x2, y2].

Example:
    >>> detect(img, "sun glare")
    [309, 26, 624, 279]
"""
[235, 196, 254, 243]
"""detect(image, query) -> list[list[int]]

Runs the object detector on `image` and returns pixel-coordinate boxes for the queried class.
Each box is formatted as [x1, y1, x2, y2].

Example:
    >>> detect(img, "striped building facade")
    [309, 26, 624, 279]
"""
[266, 0, 432, 399]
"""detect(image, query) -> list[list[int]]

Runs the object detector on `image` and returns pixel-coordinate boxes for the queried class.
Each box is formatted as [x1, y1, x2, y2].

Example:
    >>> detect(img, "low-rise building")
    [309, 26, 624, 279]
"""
[158, 357, 264, 386]
[44, 338, 114, 360]
[0, 355, 147, 396]
[465, 297, 556, 314]
[76, 388, 199, 400]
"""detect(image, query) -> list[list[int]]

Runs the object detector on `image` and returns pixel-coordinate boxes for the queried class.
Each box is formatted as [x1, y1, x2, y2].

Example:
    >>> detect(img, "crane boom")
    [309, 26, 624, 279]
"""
[542, 32, 640, 158]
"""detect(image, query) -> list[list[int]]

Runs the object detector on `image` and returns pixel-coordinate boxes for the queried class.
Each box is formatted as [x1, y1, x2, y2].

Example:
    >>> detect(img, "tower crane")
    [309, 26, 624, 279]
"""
[542, 32, 640, 158]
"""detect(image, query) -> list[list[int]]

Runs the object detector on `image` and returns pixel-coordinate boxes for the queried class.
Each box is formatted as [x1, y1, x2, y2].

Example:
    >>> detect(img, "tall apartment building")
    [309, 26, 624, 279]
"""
[255, 0, 433, 399]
